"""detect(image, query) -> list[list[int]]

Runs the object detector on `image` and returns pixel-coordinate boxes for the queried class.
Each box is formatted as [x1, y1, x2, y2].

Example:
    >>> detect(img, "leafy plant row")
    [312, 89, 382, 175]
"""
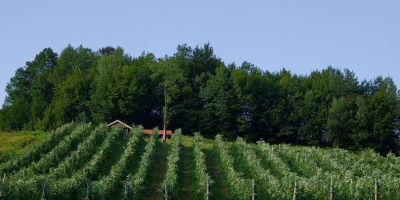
[163, 129, 182, 199]
[46, 124, 129, 200]
[2, 125, 125, 200]
[90, 125, 144, 199]
[213, 135, 251, 200]
[253, 140, 400, 199]
[47, 123, 109, 180]
[0, 123, 75, 175]
[234, 138, 297, 199]
[191, 132, 212, 200]
[127, 127, 159, 200]
[9, 123, 93, 180]
[11, 123, 109, 181]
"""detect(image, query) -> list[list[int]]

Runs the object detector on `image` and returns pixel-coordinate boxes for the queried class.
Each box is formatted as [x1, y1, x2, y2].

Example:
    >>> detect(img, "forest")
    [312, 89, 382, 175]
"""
[0, 43, 399, 155]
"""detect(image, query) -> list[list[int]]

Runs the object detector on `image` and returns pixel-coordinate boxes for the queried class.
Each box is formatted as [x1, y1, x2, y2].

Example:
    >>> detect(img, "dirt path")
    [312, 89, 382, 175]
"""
[145, 142, 170, 200]
[204, 148, 228, 199]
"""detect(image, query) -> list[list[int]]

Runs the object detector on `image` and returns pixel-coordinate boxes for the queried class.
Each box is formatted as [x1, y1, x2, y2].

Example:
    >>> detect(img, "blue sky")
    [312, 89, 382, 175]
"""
[0, 0, 399, 105]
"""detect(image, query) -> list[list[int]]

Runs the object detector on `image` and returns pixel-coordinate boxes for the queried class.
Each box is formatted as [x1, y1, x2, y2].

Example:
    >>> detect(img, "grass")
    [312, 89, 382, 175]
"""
[0, 130, 49, 163]
[203, 145, 228, 199]
[144, 141, 170, 200]
[97, 138, 129, 180]
[179, 135, 194, 199]
[203, 137, 228, 199]
[180, 135, 228, 200]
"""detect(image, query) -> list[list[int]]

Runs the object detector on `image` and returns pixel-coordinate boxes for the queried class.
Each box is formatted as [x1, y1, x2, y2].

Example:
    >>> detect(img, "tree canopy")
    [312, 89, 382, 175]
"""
[1, 43, 399, 155]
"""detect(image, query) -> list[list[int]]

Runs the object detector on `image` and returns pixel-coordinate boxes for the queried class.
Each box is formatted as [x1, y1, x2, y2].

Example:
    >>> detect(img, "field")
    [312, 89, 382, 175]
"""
[1, 123, 400, 200]
[0, 130, 49, 164]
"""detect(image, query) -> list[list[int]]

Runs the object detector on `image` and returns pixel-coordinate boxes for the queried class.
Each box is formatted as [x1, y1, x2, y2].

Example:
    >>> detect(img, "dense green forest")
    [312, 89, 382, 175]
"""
[0, 44, 399, 154]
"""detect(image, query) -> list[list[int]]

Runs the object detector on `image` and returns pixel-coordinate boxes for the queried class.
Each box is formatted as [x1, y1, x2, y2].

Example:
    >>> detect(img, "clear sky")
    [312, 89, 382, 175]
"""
[0, 0, 399, 106]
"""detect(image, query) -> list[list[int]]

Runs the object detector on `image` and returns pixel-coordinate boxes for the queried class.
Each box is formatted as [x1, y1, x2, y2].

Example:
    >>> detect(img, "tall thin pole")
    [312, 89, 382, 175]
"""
[41, 182, 46, 200]
[0, 173, 5, 197]
[292, 178, 298, 200]
[164, 182, 168, 200]
[162, 86, 167, 142]
[206, 179, 210, 200]
[124, 182, 129, 199]
[85, 183, 90, 200]
[329, 176, 334, 200]
[251, 178, 257, 200]
[375, 178, 379, 200]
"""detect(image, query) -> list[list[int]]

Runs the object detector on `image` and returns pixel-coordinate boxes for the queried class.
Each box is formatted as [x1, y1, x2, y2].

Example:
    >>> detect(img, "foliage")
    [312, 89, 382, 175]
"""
[0, 44, 399, 155]
[3, 123, 400, 199]
[192, 132, 213, 200]
[2, 124, 126, 200]
[163, 129, 182, 199]
[24, 123, 108, 180]
[127, 127, 159, 199]
[0, 123, 75, 175]
[213, 135, 252, 199]
[0, 130, 48, 163]
[91, 125, 144, 199]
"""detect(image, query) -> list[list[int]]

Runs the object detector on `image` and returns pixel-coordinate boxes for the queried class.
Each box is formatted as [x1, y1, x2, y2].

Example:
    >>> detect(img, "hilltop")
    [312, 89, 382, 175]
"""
[1, 44, 399, 155]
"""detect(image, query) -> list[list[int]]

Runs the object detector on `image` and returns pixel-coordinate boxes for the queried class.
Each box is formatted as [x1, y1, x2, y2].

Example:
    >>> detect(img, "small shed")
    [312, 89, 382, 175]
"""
[142, 129, 172, 139]
[107, 120, 132, 138]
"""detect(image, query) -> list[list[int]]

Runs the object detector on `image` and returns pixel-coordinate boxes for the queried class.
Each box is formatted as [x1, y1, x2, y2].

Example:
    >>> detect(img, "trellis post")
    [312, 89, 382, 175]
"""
[206, 179, 210, 200]
[85, 183, 90, 200]
[41, 182, 46, 200]
[124, 182, 129, 199]
[164, 182, 168, 200]
[329, 176, 334, 200]
[292, 178, 298, 200]
[0, 184, 3, 198]
[251, 178, 257, 200]
[374, 178, 379, 200]
[0, 173, 5, 197]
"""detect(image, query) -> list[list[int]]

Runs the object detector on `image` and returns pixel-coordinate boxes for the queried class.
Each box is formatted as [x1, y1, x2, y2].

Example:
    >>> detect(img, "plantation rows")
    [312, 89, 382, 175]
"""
[2, 123, 400, 199]
[0, 123, 186, 200]
[214, 136, 400, 200]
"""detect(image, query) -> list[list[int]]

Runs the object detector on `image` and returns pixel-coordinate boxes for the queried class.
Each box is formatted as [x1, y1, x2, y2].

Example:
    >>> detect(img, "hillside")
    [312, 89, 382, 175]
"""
[1, 44, 399, 155]
[0, 130, 49, 163]
[1, 123, 400, 200]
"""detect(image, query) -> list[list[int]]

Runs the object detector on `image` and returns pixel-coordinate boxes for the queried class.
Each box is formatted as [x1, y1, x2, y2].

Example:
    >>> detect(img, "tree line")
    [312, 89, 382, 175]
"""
[0, 44, 399, 154]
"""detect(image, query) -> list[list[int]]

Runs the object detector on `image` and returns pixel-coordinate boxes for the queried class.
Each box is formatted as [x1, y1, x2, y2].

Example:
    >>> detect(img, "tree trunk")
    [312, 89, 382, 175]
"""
[163, 86, 167, 142]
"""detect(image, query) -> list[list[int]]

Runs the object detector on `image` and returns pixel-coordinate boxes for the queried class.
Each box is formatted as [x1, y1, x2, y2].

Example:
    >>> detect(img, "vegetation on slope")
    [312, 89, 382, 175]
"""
[3, 123, 400, 199]
[0, 130, 48, 163]
[0, 44, 398, 155]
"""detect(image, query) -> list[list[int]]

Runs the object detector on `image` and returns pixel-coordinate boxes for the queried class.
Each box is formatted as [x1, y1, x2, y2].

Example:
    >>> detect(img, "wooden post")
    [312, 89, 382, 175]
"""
[329, 176, 334, 200]
[85, 183, 90, 200]
[0, 184, 3, 197]
[206, 179, 210, 200]
[41, 182, 46, 200]
[374, 178, 379, 200]
[162, 86, 167, 143]
[292, 178, 298, 200]
[164, 182, 168, 200]
[0, 173, 5, 197]
[251, 178, 257, 200]
[124, 182, 129, 199]
[64, 165, 67, 176]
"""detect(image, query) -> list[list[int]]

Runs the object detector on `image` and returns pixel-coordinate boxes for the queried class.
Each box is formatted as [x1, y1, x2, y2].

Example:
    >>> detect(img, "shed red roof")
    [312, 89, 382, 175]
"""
[142, 129, 172, 136]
